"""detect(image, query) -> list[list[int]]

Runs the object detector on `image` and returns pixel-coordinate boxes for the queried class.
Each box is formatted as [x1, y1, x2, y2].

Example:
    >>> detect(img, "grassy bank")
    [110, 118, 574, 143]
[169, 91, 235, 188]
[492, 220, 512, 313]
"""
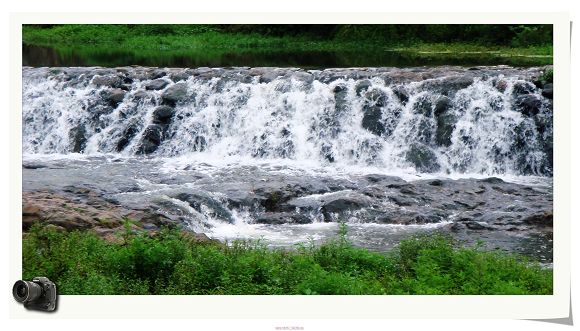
[22, 25, 553, 67]
[22, 224, 552, 295]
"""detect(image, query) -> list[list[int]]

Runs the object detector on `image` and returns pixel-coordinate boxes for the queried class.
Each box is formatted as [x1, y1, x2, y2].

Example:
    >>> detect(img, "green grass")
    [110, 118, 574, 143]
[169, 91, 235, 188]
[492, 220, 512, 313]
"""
[22, 223, 552, 295]
[22, 25, 553, 67]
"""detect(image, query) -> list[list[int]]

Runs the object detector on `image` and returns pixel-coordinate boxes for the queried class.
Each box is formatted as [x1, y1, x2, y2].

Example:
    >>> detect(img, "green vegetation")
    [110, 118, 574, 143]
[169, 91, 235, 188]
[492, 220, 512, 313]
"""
[22, 223, 552, 295]
[539, 68, 554, 84]
[22, 24, 553, 67]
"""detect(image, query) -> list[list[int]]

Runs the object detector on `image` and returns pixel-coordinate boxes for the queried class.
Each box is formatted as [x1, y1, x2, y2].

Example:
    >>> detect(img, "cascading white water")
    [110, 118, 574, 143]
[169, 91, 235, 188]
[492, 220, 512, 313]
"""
[22, 66, 553, 176]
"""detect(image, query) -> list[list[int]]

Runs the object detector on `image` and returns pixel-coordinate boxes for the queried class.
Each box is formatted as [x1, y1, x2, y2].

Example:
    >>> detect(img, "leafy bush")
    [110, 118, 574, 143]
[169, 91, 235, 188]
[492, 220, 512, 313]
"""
[22, 224, 552, 295]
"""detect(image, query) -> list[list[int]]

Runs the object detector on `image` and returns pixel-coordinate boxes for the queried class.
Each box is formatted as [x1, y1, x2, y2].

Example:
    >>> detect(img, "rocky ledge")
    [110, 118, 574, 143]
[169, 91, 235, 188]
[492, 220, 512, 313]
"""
[22, 189, 214, 244]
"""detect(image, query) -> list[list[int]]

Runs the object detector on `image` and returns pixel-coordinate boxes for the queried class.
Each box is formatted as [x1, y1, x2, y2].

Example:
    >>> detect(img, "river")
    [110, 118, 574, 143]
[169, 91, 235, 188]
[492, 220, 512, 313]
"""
[22, 65, 554, 263]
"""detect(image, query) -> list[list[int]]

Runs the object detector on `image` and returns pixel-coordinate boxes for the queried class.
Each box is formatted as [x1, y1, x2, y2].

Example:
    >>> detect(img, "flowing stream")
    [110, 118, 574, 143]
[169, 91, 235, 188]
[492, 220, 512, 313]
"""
[22, 66, 554, 262]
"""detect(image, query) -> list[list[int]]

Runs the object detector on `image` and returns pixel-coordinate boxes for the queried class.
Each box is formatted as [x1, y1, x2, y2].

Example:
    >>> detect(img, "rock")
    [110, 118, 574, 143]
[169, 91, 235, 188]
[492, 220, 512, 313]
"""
[355, 80, 372, 95]
[137, 124, 164, 154]
[434, 98, 456, 147]
[116, 123, 140, 152]
[511, 81, 536, 96]
[173, 192, 234, 223]
[515, 94, 542, 116]
[392, 86, 409, 104]
[91, 75, 122, 88]
[522, 212, 553, 227]
[133, 90, 151, 100]
[23, 163, 47, 170]
[428, 179, 443, 186]
[106, 88, 126, 105]
[405, 143, 440, 172]
[433, 96, 452, 116]
[145, 79, 169, 91]
[322, 195, 372, 213]
[152, 105, 175, 125]
[479, 177, 504, 184]
[69, 125, 87, 153]
[162, 83, 189, 105]
[180, 231, 216, 244]
[361, 104, 385, 136]
[422, 76, 474, 96]
[495, 79, 508, 92]
[256, 212, 311, 225]
[412, 95, 433, 117]
[542, 83, 553, 99]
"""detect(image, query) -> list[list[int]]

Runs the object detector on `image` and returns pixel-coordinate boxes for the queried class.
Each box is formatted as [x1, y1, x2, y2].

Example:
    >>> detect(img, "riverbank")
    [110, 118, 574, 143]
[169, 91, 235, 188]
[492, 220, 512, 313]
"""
[22, 25, 553, 67]
[23, 223, 552, 295]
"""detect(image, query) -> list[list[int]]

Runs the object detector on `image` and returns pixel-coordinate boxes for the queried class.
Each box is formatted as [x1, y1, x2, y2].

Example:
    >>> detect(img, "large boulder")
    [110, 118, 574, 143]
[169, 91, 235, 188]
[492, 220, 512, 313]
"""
[433, 96, 456, 147]
[514, 94, 542, 117]
[152, 105, 175, 125]
[421, 76, 474, 96]
[361, 89, 386, 136]
[511, 81, 536, 96]
[91, 74, 123, 88]
[162, 83, 189, 106]
[137, 124, 165, 154]
[145, 79, 170, 91]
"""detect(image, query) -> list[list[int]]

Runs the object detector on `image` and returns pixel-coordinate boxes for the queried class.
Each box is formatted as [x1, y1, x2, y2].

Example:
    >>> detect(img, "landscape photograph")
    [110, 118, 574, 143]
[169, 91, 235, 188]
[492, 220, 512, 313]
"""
[21, 24, 554, 295]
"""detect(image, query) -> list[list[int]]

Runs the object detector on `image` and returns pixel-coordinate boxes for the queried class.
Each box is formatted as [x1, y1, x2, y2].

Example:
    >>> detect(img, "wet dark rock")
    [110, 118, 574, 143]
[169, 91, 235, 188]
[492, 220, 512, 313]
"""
[321, 194, 373, 213]
[174, 192, 234, 223]
[23, 163, 47, 170]
[91, 75, 123, 88]
[361, 104, 385, 136]
[405, 143, 440, 172]
[355, 80, 372, 95]
[116, 123, 140, 152]
[137, 124, 165, 154]
[422, 76, 474, 96]
[103, 88, 126, 106]
[515, 94, 542, 117]
[69, 125, 87, 153]
[413, 95, 434, 117]
[388, 195, 415, 207]
[522, 212, 553, 227]
[133, 90, 151, 100]
[494, 79, 508, 92]
[145, 79, 169, 91]
[479, 177, 504, 184]
[542, 83, 553, 99]
[428, 179, 444, 186]
[392, 86, 409, 104]
[435, 103, 456, 147]
[511, 81, 536, 96]
[162, 83, 189, 106]
[256, 212, 310, 225]
[152, 105, 175, 125]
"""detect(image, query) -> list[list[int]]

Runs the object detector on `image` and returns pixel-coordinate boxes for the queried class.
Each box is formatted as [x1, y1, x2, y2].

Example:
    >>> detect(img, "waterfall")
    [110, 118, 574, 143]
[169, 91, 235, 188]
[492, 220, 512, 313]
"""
[22, 66, 553, 176]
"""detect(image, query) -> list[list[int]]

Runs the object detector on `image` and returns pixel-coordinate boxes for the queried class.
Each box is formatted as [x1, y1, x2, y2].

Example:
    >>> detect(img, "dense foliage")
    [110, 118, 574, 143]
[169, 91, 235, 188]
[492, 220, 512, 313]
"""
[24, 24, 552, 47]
[22, 224, 552, 295]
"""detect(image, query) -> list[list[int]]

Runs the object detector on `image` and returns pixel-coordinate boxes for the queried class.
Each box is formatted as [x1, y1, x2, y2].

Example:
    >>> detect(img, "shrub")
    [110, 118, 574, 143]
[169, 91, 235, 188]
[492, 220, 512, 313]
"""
[22, 223, 552, 295]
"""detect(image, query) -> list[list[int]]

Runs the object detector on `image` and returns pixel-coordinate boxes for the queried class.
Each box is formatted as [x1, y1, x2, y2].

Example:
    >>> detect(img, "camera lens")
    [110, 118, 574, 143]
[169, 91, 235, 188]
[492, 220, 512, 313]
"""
[12, 280, 42, 303]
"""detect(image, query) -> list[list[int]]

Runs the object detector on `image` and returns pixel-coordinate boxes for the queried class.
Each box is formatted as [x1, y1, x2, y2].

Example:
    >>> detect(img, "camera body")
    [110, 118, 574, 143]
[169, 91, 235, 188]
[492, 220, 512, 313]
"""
[13, 277, 57, 312]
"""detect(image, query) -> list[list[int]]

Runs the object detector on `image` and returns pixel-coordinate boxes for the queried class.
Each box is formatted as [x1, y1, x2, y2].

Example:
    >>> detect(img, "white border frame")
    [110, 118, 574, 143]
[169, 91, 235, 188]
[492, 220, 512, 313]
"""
[9, 12, 571, 319]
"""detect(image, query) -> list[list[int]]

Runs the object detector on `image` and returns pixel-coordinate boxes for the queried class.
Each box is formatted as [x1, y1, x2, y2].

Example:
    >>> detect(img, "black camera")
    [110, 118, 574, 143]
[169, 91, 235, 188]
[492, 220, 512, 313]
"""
[12, 277, 57, 312]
